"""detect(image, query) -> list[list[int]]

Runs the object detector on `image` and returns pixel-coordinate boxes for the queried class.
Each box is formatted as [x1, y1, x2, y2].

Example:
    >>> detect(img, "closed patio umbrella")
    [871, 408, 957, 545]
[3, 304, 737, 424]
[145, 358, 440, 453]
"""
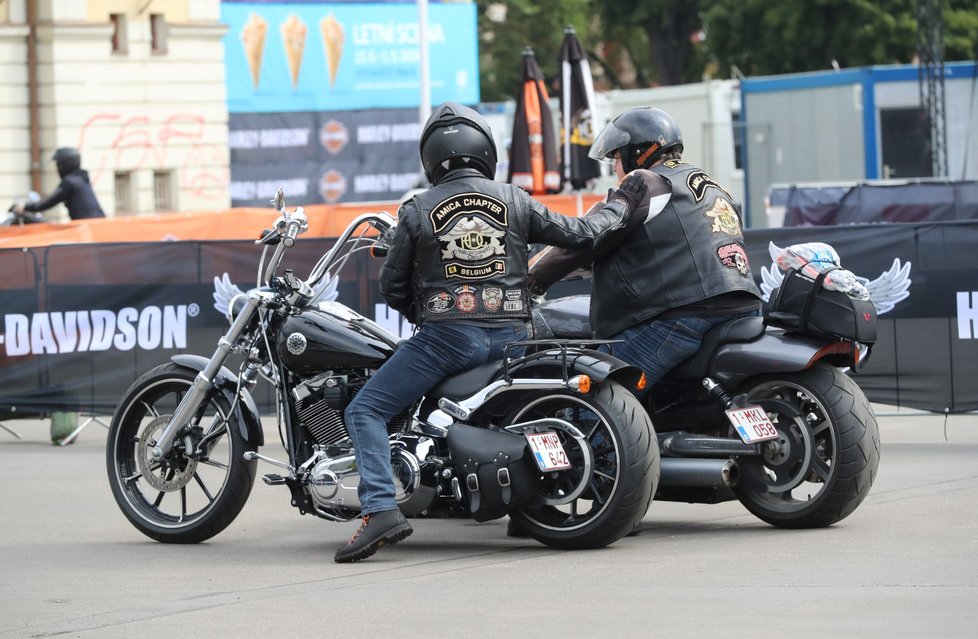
[558, 26, 601, 190]
[508, 47, 560, 195]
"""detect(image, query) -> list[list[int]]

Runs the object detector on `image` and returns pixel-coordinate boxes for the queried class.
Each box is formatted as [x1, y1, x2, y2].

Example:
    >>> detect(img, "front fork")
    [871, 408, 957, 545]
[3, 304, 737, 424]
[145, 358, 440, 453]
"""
[149, 295, 262, 461]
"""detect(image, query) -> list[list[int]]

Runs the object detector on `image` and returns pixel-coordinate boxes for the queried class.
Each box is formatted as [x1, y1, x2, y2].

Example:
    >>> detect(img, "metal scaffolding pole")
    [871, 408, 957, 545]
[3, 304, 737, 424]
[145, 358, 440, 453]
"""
[916, 0, 948, 178]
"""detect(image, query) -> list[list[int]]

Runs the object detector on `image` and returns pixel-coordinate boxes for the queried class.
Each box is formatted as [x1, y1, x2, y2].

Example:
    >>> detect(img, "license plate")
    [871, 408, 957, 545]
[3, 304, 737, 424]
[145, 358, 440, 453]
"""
[725, 405, 781, 444]
[526, 431, 573, 472]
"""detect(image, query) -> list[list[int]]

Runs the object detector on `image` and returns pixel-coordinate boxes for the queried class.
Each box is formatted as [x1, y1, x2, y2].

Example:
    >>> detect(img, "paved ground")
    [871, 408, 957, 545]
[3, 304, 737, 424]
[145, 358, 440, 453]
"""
[1, 408, 976, 638]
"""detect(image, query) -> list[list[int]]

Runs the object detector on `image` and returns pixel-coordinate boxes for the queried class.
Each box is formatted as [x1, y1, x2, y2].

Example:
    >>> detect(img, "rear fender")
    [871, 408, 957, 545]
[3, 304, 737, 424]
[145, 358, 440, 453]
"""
[508, 348, 645, 393]
[710, 331, 842, 388]
[171, 355, 264, 447]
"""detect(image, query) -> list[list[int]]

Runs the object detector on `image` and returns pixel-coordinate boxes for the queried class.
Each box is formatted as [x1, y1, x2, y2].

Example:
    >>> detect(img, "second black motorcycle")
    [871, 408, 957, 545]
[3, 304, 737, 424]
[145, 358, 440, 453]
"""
[530, 279, 881, 529]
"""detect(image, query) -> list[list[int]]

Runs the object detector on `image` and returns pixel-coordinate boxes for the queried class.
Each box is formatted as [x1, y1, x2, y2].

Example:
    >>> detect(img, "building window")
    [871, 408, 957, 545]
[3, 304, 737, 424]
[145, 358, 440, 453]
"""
[115, 172, 133, 214]
[110, 14, 128, 54]
[150, 14, 168, 54]
[153, 171, 174, 212]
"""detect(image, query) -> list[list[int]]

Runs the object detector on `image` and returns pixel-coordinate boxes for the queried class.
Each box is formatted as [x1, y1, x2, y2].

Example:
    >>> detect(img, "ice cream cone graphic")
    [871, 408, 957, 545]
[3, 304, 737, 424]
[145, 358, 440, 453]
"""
[320, 13, 345, 88]
[241, 13, 268, 89]
[280, 14, 307, 89]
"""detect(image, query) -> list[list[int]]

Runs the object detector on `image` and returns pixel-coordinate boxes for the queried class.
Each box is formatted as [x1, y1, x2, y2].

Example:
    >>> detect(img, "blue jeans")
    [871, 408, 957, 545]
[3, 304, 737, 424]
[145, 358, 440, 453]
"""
[344, 321, 528, 515]
[603, 311, 760, 388]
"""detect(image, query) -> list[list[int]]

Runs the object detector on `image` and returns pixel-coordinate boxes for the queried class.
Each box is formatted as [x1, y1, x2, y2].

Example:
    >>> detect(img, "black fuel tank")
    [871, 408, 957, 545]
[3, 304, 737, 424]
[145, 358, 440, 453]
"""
[277, 302, 400, 373]
[531, 295, 591, 339]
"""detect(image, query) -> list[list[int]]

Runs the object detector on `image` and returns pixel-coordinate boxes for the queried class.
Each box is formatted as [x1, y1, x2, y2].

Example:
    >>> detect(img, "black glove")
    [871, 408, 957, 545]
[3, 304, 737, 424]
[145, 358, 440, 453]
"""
[527, 272, 546, 296]
[609, 174, 649, 212]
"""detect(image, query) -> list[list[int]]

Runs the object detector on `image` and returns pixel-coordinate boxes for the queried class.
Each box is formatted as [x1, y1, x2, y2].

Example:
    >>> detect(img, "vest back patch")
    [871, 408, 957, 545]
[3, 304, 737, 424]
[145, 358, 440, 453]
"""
[429, 192, 510, 279]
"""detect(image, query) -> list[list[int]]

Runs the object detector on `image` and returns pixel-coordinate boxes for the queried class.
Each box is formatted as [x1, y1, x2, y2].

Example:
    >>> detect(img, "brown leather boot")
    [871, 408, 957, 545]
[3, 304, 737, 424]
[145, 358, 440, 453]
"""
[334, 509, 413, 563]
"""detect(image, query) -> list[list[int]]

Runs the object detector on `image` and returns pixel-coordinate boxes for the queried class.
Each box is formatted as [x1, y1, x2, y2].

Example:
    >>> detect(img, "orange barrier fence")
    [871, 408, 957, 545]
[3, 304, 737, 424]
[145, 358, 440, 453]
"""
[0, 194, 603, 249]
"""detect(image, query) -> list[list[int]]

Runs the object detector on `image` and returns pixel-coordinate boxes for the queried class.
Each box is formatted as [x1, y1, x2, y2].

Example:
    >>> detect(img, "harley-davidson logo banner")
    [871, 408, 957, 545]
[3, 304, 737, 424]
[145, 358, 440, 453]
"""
[4, 220, 978, 415]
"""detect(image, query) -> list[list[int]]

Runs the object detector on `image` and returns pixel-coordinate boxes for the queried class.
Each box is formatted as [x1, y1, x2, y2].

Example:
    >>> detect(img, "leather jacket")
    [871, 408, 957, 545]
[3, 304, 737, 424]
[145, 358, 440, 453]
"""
[380, 168, 633, 325]
[25, 169, 105, 220]
[529, 160, 761, 338]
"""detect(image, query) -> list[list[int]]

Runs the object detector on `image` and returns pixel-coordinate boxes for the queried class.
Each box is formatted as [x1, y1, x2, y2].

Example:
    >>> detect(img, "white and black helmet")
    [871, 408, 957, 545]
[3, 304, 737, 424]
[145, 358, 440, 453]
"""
[419, 102, 497, 185]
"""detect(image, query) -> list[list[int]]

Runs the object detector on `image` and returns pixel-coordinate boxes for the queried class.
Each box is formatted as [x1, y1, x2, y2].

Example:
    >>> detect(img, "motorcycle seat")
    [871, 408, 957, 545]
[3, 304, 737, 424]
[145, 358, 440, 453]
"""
[668, 316, 766, 380]
[429, 360, 504, 401]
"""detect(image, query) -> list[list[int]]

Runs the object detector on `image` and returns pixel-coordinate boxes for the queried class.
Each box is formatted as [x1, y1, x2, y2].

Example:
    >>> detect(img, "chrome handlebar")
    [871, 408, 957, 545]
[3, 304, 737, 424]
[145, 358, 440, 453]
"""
[254, 188, 395, 290]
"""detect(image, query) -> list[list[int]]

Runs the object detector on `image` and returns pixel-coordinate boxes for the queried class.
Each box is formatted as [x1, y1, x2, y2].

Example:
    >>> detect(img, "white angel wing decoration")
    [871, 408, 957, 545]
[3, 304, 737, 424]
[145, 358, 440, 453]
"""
[758, 241, 786, 303]
[310, 272, 340, 306]
[863, 258, 912, 315]
[212, 273, 245, 315]
[756, 242, 910, 316]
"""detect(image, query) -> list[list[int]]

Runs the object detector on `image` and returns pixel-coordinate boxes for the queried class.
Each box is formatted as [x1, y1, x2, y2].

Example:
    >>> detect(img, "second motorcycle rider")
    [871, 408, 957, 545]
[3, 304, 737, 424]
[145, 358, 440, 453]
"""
[529, 106, 762, 389]
[334, 101, 650, 563]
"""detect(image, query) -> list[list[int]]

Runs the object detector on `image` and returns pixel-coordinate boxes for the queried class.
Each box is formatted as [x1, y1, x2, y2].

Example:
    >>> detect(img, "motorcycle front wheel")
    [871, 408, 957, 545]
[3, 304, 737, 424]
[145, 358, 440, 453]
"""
[106, 363, 257, 543]
[505, 380, 659, 550]
[733, 363, 880, 528]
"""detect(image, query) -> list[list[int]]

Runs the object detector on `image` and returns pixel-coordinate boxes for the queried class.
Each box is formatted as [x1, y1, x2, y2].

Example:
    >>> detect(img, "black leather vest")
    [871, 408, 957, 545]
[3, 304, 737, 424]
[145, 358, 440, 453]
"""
[410, 176, 536, 323]
[590, 160, 761, 337]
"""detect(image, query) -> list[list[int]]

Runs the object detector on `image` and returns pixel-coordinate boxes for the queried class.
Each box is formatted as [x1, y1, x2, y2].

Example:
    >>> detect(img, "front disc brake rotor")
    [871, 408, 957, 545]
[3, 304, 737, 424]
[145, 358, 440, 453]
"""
[136, 415, 198, 492]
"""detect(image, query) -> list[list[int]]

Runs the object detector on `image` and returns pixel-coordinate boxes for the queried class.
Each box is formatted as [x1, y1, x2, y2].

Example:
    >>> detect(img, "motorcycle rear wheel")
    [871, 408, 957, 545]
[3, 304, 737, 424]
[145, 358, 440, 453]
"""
[733, 363, 880, 528]
[506, 380, 658, 550]
[106, 363, 257, 543]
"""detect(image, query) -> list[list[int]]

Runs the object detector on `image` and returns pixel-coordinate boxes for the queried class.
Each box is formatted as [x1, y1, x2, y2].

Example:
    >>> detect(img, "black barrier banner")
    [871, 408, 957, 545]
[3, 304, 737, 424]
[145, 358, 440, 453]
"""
[2, 220, 978, 415]
[547, 220, 978, 413]
[229, 108, 424, 206]
[0, 239, 405, 416]
[745, 221, 978, 412]
[770, 180, 978, 226]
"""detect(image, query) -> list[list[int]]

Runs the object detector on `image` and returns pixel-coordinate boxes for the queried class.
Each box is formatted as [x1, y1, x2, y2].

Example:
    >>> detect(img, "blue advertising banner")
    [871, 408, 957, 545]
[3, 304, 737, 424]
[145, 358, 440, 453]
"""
[222, 2, 479, 113]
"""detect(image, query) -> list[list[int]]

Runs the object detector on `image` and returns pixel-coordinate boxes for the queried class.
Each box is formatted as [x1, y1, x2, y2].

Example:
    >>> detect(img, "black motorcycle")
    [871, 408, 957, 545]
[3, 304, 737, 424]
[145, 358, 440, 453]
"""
[4, 192, 45, 226]
[106, 190, 658, 550]
[530, 285, 881, 529]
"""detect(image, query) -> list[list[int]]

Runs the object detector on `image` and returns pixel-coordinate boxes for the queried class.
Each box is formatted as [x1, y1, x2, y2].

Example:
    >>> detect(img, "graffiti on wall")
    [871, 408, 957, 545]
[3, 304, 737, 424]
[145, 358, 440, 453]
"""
[77, 113, 229, 201]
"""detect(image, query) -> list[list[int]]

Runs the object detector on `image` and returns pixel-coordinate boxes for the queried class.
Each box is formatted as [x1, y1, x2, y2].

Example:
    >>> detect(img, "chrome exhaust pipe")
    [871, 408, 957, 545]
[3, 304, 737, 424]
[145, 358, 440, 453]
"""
[659, 458, 739, 488]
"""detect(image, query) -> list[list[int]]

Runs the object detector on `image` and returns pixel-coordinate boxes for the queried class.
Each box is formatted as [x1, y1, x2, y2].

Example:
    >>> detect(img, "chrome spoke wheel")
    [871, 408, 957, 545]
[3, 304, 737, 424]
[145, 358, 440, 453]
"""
[107, 363, 256, 542]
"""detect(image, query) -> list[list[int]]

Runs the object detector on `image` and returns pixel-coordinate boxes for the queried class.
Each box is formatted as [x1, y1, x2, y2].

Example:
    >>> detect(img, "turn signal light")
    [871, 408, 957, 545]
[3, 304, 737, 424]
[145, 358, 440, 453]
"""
[807, 341, 853, 368]
[636, 373, 648, 391]
[569, 374, 592, 394]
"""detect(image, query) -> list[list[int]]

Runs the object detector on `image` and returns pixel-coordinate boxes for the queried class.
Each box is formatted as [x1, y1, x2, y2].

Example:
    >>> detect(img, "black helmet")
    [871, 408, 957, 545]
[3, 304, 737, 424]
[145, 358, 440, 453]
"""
[589, 107, 683, 172]
[419, 102, 497, 185]
[52, 147, 81, 178]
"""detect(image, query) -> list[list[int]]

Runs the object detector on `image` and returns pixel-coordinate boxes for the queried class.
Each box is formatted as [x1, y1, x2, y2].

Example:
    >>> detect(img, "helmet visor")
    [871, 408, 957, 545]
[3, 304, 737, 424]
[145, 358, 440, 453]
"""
[588, 121, 631, 163]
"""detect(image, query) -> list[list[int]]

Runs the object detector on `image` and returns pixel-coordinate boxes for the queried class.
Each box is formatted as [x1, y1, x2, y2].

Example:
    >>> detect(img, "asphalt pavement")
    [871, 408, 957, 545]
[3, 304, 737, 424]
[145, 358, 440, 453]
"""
[1, 407, 976, 638]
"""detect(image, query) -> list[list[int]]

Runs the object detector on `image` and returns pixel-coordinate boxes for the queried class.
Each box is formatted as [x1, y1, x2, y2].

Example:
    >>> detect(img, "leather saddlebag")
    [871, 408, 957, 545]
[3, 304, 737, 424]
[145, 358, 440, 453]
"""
[447, 423, 542, 522]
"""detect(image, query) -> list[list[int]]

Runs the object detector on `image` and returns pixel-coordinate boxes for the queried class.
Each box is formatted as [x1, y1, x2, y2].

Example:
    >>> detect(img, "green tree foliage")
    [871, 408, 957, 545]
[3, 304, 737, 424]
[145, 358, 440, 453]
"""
[477, 0, 591, 102]
[476, 0, 978, 101]
[702, 0, 978, 77]
[592, 0, 706, 86]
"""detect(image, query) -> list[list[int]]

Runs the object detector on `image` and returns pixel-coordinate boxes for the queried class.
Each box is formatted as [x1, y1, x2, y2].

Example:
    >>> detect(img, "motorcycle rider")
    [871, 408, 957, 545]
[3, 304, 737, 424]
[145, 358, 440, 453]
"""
[334, 101, 650, 563]
[528, 106, 762, 388]
[12, 148, 105, 221]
